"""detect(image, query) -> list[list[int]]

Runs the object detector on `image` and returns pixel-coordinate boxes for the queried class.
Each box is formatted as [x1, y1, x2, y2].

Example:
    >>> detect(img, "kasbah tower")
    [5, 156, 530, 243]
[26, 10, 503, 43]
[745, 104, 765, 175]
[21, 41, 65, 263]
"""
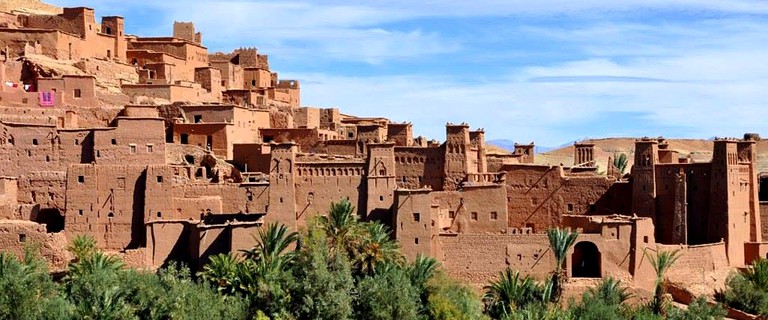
[0, 0, 767, 299]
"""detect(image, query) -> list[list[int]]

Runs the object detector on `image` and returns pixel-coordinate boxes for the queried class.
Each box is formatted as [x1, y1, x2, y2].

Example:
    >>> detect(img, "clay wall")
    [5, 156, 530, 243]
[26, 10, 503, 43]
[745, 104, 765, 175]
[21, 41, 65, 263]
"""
[244, 68, 271, 89]
[0, 220, 70, 270]
[129, 39, 208, 68]
[194, 67, 222, 99]
[222, 89, 264, 107]
[127, 50, 191, 81]
[232, 143, 271, 173]
[145, 220, 188, 267]
[22, 7, 93, 38]
[121, 83, 216, 103]
[393, 189, 438, 259]
[259, 128, 322, 153]
[37, 75, 97, 107]
[394, 146, 445, 190]
[0, 177, 17, 206]
[294, 162, 366, 227]
[17, 171, 66, 210]
[93, 117, 165, 165]
[430, 185, 508, 234]
[319, 108, 340, 131]
[438, 234, 554, 284]
[64, 164, 148, 250]
[761, 201, 768, 241]
[0, 122, 66, 176]
[503, 165, 617, 232]
[210, 61, 243, 90]
[321, 140, 356, 156]
[659, 242, 730, 289]
[387, 123, 412, 146]
[173, 123, 230, 158]
[295, 107, 320, 129]
[444, 124, 471, 191]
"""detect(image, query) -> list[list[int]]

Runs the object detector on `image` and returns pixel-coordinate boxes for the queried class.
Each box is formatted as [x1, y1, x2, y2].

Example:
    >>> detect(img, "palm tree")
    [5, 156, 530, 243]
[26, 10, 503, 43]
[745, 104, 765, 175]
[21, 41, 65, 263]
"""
[354, 223, 404, 276]
[743, 258, 768, 291]
[319, 199, 362, 253]
[198, 253, 242, 294]
[242, 222, 299, 273]
[68, 234, 97, 261]
[644, 248, 681, 315]
[483, 268, 543, 318]
[613, 153, 629, 175]
[584, 277, 632, 305]
[546, 227, 579, 301]
[408, 254, 440, 306]
[66, 251, 124, 281]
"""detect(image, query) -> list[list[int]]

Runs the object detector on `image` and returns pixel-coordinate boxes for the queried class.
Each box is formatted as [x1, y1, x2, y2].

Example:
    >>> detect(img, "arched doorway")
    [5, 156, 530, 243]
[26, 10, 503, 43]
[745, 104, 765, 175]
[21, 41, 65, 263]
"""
[33, 208, 65, 233]
[572, 241, 601, 278]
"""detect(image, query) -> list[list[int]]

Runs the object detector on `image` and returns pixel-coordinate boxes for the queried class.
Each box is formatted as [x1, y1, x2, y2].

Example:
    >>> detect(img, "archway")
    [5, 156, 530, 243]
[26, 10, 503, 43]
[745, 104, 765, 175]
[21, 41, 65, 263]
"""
[33, 208, 65, 233]
[572, 241, 601, 278]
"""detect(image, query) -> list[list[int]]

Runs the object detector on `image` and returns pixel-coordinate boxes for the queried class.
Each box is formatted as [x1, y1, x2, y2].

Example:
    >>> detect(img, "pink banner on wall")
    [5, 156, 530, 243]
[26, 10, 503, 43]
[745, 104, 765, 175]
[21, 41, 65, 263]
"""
[39, 91, 55, 107]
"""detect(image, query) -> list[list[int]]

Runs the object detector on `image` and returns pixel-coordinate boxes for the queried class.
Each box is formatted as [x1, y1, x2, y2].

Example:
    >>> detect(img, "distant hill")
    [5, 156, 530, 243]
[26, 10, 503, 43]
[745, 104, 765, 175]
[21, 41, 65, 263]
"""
[535, 137, 768, 173]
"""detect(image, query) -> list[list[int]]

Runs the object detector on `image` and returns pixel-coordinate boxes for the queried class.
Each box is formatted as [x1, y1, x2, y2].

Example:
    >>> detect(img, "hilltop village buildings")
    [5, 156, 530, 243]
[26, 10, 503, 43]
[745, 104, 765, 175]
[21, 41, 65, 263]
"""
[1, 4, 768, 292]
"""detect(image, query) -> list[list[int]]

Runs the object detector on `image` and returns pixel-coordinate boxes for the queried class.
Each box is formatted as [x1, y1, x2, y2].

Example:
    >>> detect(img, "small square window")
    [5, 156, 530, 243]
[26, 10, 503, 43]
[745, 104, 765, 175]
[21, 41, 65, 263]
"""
[643, 236, 649, 243]
[111, 138, 117, 145]
[449, 211, 456, 219]
[490, 211, 498, 220]
[78, 175, 85, 183]
[78, 209, 83, 216]
[129, 144, 136, 154]
[19, 234, 26, 242]
[471, 212, 478, 221]
[413, 213, 420, 222]
[567, 203, 574, 212]
[157, 176, 163, 183]
[74, 89, 82, 98]
[147, 144, 154, 153]
[32, 138, 38, 145]
[414, 238, 419, 245]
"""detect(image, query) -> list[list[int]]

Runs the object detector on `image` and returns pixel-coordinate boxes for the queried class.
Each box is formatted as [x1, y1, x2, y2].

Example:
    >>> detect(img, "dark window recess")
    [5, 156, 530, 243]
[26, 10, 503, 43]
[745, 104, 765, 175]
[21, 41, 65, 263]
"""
[180, 134, 189, 144]
[74, 89, 82, 98]
[111, 138, 117, 145]
[78, 176, 85, 183]
[413, 213, 420, 222]
[194, 115, 202, 123]
[157, 176, 163, 183]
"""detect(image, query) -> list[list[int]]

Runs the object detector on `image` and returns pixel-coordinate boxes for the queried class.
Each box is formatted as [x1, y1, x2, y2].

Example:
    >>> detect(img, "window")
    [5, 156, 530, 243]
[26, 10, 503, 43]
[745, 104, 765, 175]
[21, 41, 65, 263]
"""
[78, 210, 83, 216]
[180, 134, 189, 144]
[414, 238, 419, 245]
[194, 115, 202, 123]
[32, 138, 38, 145]
[111, 138, 117, 145]
[157, 212, 162, 218]
[380, 195, 384, 201]
[78, 175, 85, 183]
[74, 139, 79, 145]
[146, 144, 154, 153]
[129, 144, 136, 154]
[19, 234, 26, 243]
[567, 203, 574, 212]
[490, 211, 498, 220]
[449, 211, 456, 219]
[157, 176, 163, 183]
[413, 213, 420, 222]
[251, 80, 256, 86]
[471, 212, 478, 221]
[74, 89, 82, 98]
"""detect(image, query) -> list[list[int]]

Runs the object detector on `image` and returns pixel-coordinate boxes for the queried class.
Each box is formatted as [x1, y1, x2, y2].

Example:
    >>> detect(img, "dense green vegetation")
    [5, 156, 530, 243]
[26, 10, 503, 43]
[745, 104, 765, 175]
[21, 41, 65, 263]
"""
[717, 257, 768, 315]
[0, 199, 744, 319]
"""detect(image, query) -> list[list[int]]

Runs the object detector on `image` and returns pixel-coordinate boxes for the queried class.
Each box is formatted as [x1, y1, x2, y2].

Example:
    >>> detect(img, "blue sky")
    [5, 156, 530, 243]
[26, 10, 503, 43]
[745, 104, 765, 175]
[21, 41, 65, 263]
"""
[49, 0, 768, 147]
